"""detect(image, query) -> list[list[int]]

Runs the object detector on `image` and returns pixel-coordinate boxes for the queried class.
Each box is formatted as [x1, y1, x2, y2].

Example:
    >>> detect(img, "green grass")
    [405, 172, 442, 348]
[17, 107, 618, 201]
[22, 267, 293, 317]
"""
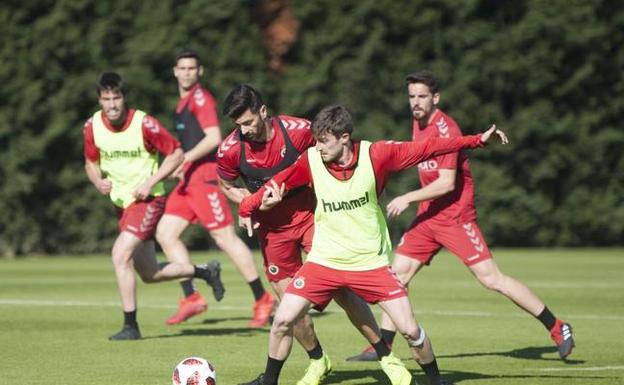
[1, 249, 623, 384]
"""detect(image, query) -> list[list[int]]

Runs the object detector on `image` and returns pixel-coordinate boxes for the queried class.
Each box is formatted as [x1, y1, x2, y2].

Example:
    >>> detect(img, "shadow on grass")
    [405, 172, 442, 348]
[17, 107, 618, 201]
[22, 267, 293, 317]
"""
[144, 327, 269, 339]
[437, 345, 585, 364]
[325, 368, 613, 384]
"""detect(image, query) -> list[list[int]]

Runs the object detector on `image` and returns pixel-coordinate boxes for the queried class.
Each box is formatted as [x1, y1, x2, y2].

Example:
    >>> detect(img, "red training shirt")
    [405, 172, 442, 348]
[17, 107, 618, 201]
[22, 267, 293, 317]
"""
[217, 115, 317, 230]
[413, 109, 476, 223]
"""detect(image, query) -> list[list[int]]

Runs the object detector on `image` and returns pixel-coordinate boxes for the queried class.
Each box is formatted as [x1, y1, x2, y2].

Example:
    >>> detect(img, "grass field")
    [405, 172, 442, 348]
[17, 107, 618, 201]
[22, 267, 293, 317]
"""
[1, 249, 623, 385]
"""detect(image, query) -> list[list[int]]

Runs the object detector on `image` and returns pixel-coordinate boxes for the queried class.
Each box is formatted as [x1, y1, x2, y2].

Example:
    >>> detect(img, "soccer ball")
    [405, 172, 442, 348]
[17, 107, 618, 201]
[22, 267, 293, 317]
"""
[172, 357, 216, 385]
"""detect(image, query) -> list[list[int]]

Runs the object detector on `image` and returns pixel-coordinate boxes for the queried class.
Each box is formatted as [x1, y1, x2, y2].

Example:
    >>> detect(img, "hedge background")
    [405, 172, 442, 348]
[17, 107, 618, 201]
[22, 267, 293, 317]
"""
[1, 0, 622, 256]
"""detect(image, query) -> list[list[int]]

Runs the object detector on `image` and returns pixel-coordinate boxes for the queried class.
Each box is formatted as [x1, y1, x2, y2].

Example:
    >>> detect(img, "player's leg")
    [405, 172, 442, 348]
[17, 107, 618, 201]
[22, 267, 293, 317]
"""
[333, 288, 382, 347]
[109, 230, 144, 340]
[239, 278, 324, 385]
[379, 296, 451, 385]
[469, 258, 575, 359]
[347, 220, 437, 362]
[211, 224, 275, 326]
[191, 182, 272, 324]
[441, 221, 574, 359]
[156, 187, 218, 325]
[260, 228, 330, 385]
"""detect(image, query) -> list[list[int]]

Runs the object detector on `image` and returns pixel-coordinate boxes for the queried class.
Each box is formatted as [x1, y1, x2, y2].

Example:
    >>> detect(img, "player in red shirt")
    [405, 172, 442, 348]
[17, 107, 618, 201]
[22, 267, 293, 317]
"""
[347, 70, 575, 362]
[237, 105, 507, 385]
[219, 85, 385, 385]
[154, 51, 273, 327]
[83, 72, 224, 340]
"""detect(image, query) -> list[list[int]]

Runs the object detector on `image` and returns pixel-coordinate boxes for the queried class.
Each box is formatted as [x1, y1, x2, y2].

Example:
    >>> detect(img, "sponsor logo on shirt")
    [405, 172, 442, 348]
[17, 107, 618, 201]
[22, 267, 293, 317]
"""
[418, 160, 439, 171]
[321, 191, 370, 213]
[100, 147, 144, 160]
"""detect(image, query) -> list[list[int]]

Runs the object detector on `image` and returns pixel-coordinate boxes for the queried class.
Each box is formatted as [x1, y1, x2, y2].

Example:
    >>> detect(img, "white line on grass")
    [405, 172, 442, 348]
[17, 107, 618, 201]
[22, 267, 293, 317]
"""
[533, 366, 624, 372]
[1, 298, 624, 320]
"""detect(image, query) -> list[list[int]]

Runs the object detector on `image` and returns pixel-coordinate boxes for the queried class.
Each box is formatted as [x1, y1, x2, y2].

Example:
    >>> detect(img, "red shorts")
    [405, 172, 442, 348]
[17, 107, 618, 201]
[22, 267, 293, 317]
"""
[164, 163, 233, 230]
[116, 196, 166, 241]
[285, 262, 407, 311]
[395, 219, 492, 266]
[257, 218, 314, 282]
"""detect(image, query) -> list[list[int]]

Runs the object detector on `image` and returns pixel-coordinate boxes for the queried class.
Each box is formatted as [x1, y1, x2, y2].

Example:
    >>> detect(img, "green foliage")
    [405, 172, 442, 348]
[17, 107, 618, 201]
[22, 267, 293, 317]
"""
[0, 0, 622, 256]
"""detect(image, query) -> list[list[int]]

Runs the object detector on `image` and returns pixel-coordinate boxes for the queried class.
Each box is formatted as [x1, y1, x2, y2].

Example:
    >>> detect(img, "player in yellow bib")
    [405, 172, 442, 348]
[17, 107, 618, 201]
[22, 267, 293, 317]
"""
[83, 72, 224, 340]
[238, 105, 508, 385]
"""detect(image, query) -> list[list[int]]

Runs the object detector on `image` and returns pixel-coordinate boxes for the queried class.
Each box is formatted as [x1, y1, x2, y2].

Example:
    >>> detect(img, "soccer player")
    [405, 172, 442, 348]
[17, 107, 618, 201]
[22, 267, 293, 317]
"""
[219, 85, 382, 385]
[83, 72, 223, 340]
[238, 105, 508, 385]
[346, 70, 575, 362]
[155, 50, 274, 327]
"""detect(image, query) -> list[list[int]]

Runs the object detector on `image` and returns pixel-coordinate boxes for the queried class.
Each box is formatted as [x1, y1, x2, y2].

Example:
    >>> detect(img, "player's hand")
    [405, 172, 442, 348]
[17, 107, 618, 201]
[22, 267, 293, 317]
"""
[96, 178, 113, 195]
[259, 180, 285, 211]
[239, 215, 260, 237]
[480, 124, 509, 145]
[387, 195, 411, 218]
[132, 181, 152, 201]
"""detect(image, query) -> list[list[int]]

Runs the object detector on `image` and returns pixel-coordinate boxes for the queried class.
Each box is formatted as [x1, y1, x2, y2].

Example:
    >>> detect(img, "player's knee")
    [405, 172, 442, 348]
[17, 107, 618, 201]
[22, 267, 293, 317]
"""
[111, 249, 132, 267]
[404, 326, 427, 348]
[478, 273, 504, 292]
[271, 313, 296, 335]
[139, 273, 157, 284]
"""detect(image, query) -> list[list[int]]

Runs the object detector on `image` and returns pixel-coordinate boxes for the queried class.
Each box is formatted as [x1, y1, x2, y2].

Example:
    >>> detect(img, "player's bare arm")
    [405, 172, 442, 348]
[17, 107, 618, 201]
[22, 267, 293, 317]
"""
[85, 159, 112, 195]
[387, 169, 456, 218]
[218, 177, 251, 204]
[133, 148, 184, 200]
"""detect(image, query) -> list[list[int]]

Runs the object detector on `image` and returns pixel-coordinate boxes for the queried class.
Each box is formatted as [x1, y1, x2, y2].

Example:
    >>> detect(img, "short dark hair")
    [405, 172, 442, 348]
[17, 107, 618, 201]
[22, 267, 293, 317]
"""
[175, 49, 201, 65]
[311, 105, 353, 138]
[222, 84, 265, 119]
[96, 71, 126, 96]
[405, 70, 439, 94]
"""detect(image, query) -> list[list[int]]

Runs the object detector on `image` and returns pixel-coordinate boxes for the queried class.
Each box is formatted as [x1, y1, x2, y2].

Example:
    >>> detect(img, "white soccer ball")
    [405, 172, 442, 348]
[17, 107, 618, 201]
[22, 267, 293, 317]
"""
[172, 357, 216, 385]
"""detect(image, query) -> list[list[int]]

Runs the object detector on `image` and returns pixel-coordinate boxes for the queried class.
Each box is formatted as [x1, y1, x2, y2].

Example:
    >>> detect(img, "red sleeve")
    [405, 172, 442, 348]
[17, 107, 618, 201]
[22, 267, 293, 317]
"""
[239, 152, 312, 217]
[83, 118, 99, 161]
[371, 135, 483, 189]
[216, 132, 242, 181]
[141, 115, 181, 155]
[191, 88, 220, 129]
[435, 119, 463, 169]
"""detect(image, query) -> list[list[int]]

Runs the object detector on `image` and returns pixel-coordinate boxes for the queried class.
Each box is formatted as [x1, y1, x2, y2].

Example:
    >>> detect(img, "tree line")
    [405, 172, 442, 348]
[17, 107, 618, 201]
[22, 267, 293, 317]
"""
[0, 0, 622, 256]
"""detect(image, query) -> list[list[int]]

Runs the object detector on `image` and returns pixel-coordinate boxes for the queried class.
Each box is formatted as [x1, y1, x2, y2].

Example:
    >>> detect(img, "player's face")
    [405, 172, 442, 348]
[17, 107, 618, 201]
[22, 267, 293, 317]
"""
[174, 58, 203, 91]
[98, 89, 126, 124]
[233, 107, 267, 142]
[408, 83, 439, 122]
[315, 131, 349, 163]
